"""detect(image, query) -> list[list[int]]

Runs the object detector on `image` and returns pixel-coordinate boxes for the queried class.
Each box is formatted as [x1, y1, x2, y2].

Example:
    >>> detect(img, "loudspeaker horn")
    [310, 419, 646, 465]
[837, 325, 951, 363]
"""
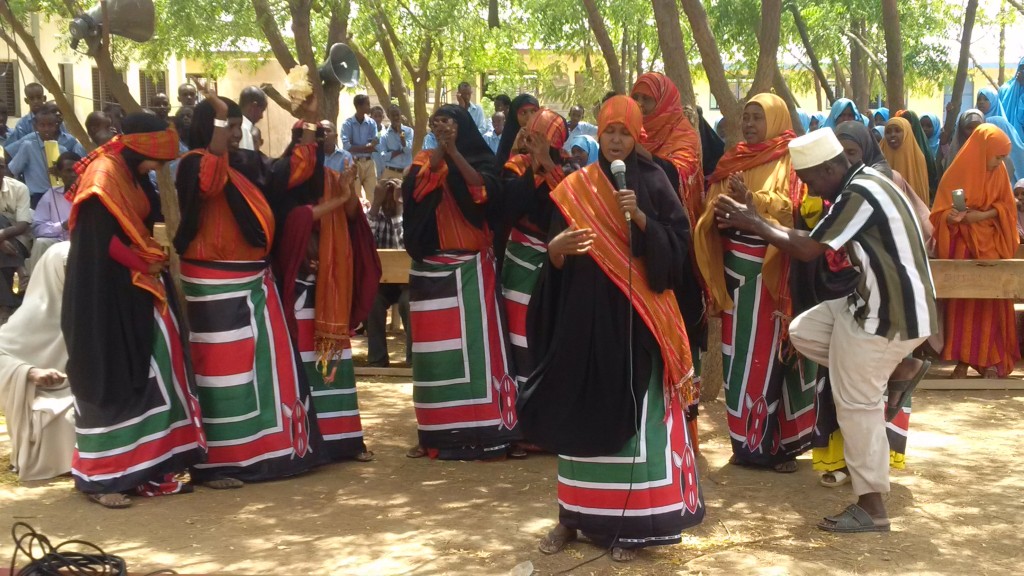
[319, 43, 360, 88]
[69, 0, 155, 53]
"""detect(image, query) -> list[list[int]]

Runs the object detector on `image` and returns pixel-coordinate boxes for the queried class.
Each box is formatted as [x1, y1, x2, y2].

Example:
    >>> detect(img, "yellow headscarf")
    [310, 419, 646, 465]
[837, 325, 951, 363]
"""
[694, 93, 803, 313]
[881, 117, 930, 206]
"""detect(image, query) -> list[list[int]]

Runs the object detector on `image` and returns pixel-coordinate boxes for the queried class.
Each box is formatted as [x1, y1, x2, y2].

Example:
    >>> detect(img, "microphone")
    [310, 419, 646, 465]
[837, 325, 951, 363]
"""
[610, 159, 630, 222]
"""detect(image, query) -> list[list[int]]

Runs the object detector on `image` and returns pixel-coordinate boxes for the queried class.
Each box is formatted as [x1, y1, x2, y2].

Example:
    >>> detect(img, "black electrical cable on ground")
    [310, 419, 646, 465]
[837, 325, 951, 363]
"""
[557, 216, 641, 574]
[8, 522, 179, 576]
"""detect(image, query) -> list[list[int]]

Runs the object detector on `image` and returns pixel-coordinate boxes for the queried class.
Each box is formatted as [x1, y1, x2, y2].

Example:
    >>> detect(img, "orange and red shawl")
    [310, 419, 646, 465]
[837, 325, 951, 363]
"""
[411, 150, 491, 252]
[551, 161, 696, 406]
[695, 93, 801, 315]
[632, 72, 704, 224]
[525, 108, 569, 149]
[68, 129, 180, 309]
[598, 95, 644, 141]
[931, 124, 1018, 260]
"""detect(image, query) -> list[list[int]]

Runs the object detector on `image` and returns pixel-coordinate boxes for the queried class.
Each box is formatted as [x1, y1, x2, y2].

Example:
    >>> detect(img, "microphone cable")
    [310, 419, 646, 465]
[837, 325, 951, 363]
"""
[557, 197, 642, 573]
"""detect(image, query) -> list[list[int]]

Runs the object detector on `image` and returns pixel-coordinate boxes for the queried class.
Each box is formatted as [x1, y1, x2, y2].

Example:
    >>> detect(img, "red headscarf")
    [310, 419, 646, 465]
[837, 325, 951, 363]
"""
[525, 108, 569, 149]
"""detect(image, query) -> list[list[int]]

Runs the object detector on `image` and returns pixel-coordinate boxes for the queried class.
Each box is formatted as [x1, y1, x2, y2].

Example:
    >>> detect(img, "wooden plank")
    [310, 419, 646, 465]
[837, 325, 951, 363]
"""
[378, 249, 411, 284]
[354, 366, 412, 378]
[929, 259, 1024, 299]
[918, 378, 1024, 391]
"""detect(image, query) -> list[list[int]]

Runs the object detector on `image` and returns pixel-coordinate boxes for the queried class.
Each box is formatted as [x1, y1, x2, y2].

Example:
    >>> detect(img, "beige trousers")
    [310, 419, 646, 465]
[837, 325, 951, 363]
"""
[353, 158, 378, 201]
[789, 298, 925, 497]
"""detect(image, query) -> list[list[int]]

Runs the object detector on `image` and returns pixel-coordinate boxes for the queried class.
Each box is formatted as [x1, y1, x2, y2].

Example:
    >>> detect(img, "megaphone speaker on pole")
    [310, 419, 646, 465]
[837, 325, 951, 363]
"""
[319, 43, 361, 88]
[69, 0, 155, 53]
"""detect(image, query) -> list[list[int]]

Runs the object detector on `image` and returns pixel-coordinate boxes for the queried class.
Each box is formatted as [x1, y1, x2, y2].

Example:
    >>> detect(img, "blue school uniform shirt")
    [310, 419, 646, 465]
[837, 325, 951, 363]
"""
[377, 125, 414, 171]
[341, 115, 379, 159]
[422, 132, 437, 150]
[325, 148, 354, 173]
[483, 130, 501, 153]
[7, 133, 67, 198]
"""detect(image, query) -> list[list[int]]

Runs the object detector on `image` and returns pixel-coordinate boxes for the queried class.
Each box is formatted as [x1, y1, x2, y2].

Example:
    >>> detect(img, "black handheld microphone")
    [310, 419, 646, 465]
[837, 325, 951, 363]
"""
[610, 159, 630, 222]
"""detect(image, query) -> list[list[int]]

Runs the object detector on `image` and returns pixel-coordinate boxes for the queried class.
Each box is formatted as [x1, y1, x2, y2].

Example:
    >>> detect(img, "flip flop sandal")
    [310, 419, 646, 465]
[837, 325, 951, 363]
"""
[508, 446, 529, 459]
[817, 504, 891, 533]
[772, 460, 798, 473]
[406, 445, 427, 459]
[611, 547, 637, 562]
[204, 478, 244, 490]
[886, 359, 931, 422]
[820, 469, 851, 488]
[354, 450, 375, 462]
[537, 527, 577, 555]
[88, 493, 132, 509]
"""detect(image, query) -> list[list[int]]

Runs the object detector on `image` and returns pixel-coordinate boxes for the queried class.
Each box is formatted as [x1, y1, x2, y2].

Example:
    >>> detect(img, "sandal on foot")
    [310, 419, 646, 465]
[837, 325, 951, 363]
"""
[772, 460, 798, 473]
[820, 469, 851, 488]
[354, 450, 375, 462]
[984, 367, 1000, 379]
[538, 525, 577, 555]
[204, 478, 244, 490]
[817, 504, 890, 533]
[406, 445, 427, 459]
[509, 446, 528, 459]
[886, 359, 930, 421]
[88, 493, 132, 509]
[611, 547, 637, 562]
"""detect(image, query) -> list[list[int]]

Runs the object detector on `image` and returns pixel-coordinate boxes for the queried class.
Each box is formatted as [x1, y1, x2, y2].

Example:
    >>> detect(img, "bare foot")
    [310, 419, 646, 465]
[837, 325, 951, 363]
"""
[984, 367, 1000, 379]
[950, 362, 968, 380]
[538, 524, 577, 554]
[611, 547, 636, 562]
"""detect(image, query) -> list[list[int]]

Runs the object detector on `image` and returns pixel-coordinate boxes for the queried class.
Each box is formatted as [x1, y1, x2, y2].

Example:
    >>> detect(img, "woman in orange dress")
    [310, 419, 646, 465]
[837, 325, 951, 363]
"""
[930, 124, 1020, 378]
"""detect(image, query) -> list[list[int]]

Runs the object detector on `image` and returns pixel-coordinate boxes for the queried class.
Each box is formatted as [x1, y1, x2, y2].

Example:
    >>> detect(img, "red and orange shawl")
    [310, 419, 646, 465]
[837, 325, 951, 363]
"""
[632, 72, 704, 225]
[410, 150, 492, 252]
[68, 129, 180, 309]
[694, 93, 802, 316]
[504, 108, 568, 191]
[550, 95, 696, 405]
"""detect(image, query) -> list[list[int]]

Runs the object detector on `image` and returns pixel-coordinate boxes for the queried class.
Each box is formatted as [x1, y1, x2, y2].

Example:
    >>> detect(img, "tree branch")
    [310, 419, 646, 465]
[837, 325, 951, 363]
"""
[773, 66, 802, 134]
[842, 31, 887, 87]
[651, 0, 695, 105]
[288, 0, 326, 120]
[374, 1, 417, 76]
[1008, 0, 1024, 16]
[971, 52, 1000, 90]
[251, 0, 298, 71]
[0, 0, 91, 146]
[680, 0, 741, 142]
[371, 18, 412, 119]
[581, 0, 624, 93]
[943, 0, 979, 143]
[786, 1, 834, 104]
[748, 0, 781, 96]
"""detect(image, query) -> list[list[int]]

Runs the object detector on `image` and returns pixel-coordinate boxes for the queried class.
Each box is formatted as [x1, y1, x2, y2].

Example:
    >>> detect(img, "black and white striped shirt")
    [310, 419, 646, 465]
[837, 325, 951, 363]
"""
[810, 165, 937, 340]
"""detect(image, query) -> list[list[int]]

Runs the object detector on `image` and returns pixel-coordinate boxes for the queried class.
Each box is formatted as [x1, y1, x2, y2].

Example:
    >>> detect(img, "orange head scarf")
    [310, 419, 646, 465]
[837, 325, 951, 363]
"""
[631, 72, 705, 225]
[881, 117, 930, 206]
[695, 92, 802, 314]
[930, 124, 1018, 260]
[525, 108, 569, 149]
[597, 95, 643, 142]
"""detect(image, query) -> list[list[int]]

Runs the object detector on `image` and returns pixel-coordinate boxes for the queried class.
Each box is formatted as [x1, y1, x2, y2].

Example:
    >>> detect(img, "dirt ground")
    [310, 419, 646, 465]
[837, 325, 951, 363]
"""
[1, 371, 1021, 575]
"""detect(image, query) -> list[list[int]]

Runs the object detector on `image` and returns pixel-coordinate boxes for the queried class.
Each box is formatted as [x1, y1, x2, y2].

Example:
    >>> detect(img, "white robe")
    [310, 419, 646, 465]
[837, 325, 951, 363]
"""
[0, 242, 74, 481]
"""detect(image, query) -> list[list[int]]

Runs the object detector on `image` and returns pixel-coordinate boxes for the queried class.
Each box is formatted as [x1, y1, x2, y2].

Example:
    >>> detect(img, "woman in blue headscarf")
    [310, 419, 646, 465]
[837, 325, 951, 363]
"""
[986, 116, 1024, 182]
[822, 98, 862, 129]
[809, 113, 826, 132]
[921, 113, 942, 158]
[872, 107, 890, 127]
[1000, 57, 1024, 140]
[978, 86, 1007, 120]
[567, 134, 599, 167]
[796, 109, 811, 133]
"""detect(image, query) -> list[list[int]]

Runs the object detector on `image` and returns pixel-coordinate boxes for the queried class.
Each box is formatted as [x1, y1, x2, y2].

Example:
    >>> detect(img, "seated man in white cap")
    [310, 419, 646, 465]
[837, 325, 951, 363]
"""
[713, 128, 936, 533]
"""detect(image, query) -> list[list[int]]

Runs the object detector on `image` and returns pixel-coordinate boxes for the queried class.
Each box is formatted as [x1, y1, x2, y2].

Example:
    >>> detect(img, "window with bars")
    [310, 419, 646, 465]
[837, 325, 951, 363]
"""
[91, 67, 124, 111]
[139, 70, 167, 108]
[0, 61, 18, 116]
[59, 63, 74, 102]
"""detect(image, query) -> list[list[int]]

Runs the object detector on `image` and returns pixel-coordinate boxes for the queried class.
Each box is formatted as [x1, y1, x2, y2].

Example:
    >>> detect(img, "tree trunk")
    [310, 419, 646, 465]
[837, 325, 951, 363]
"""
[850, 17, 870, 113]
[788, 3, 835, 105]
[774, 66, 802, 134]
[1008, 0, 1024, 16]
[651, 0, 696, 104]
[0, 10, 91, 148]
[832, 57, 849, 100]
[679, 0, 741, 142]
[289, 1, 327, 121]
[942, 0, 979, 144]
[322, 0, 351, 124]
[581, 0, 625, 93]
[620, 24, 630, 90]
[373, 16, 412, 121]
[252, 0, 299, 70]
[351, 43, 393, 118]
[814, 72, 822, 110]
[748, 0, 781, 96]
[999, 0, 1007, 85]
[635, 34, 643, 79]
[881, 0, 905, 111]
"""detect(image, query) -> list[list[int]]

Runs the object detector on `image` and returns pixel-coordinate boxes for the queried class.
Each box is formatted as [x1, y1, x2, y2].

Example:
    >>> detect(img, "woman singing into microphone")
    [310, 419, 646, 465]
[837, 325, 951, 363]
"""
[519, 96, 704, 563]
